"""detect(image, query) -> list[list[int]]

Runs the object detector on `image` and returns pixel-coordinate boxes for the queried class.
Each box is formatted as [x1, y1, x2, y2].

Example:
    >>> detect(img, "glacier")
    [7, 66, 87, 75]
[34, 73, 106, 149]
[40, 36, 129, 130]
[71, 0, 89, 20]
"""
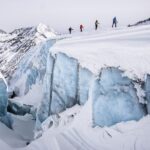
[3, 25, 148, 134]
[0, 24, 56, 130]
[1, 24, 150, 150]
[6, 40, 55, 129]
[35, 54, 55, 131]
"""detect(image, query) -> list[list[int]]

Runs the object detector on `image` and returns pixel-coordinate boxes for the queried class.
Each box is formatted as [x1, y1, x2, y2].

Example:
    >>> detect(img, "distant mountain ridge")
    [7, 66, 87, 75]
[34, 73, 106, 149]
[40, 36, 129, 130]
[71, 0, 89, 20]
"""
[0, 29, 6, 34]
[128, 18, 150, 27]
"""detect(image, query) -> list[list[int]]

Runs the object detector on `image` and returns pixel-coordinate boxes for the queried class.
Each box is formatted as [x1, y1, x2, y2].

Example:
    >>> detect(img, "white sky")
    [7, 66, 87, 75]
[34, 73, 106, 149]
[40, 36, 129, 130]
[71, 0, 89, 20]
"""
[0, 0, 150, 33]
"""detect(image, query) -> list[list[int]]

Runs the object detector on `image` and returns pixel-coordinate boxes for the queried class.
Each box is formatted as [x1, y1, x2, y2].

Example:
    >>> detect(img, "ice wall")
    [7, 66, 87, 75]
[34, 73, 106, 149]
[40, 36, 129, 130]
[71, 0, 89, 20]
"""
[0, 77, 7, 116]
[51, 53, 78, 114]
[35, 53, 93, 132]
[78, 68, 93, 105]
[92, 67, 146, 127]
[0, 74, 13, 129]
[5, 36, 146, 133]
[35, 54, 55, 131]
[36, 51, 147, 133]
[145, 74, 150, 114]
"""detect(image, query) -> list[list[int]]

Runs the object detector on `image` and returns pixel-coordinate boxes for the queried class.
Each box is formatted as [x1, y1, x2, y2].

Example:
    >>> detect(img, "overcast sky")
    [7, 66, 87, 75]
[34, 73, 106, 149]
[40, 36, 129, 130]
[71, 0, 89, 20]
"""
[0, 0, 150, 33]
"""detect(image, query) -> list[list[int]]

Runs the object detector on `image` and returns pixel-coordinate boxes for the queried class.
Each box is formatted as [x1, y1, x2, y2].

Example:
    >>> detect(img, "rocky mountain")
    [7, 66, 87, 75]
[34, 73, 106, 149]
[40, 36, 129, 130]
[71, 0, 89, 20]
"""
[0, 23, 56, 79]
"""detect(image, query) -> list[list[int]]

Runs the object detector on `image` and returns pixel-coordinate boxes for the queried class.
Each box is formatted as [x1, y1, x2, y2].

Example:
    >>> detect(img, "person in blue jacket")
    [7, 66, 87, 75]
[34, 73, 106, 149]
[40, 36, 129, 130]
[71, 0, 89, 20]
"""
[112, 17, 118, 28]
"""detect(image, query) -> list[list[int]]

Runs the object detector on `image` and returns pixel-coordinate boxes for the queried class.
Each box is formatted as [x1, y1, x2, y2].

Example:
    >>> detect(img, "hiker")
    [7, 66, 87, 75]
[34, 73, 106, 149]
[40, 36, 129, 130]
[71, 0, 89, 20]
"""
[95, 20, 99, 30]
[68, 27, 73, 34]
[80, 24, 84, 32]
[112, 17, 118, 28]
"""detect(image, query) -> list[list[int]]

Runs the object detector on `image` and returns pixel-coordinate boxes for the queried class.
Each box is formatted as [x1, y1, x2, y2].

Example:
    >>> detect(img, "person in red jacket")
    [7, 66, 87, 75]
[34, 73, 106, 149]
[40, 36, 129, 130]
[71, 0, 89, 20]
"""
[80, 24, 84, 32]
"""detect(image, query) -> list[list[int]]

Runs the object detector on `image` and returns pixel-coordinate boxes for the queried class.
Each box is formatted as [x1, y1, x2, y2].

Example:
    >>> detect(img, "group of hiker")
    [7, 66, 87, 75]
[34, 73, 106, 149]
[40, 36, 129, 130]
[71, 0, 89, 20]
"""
[68, 17, 118, 34]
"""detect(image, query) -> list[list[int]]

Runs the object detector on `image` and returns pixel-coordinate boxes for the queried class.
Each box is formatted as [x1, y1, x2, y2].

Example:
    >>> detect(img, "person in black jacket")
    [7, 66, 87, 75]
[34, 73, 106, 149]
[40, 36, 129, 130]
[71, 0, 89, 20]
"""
[95, 20, 99, 30]
[68, 27, 73, 34]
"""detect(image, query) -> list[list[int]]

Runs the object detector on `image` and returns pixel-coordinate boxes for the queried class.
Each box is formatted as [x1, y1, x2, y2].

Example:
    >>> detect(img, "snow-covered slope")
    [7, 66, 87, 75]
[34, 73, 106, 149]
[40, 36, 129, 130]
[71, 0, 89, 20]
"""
[27, 107, 150, 150]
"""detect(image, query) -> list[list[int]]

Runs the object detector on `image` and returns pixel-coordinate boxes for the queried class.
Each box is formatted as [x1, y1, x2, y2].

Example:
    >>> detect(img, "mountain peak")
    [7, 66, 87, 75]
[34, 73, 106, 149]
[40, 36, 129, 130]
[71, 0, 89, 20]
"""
[36, 23, 56, 38]
[36, 23, 49, 32]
